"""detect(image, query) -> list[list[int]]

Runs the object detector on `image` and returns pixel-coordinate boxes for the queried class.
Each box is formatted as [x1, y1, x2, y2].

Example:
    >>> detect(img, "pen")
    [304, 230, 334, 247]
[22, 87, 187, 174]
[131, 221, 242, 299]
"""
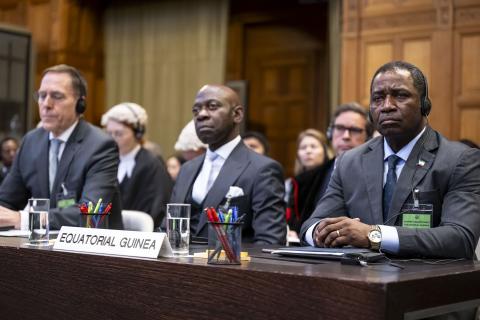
[94, 198, 103, 213]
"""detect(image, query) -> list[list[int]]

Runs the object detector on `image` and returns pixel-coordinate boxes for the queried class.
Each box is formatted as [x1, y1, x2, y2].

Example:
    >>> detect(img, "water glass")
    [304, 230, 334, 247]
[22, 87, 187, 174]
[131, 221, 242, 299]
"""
[28, 198, 50, 245]
[166, 203, 190, 256]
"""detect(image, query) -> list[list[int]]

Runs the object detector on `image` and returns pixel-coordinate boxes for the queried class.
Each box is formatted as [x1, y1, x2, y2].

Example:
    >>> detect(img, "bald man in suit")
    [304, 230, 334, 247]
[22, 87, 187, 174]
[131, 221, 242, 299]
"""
[170, 85, 286, 244]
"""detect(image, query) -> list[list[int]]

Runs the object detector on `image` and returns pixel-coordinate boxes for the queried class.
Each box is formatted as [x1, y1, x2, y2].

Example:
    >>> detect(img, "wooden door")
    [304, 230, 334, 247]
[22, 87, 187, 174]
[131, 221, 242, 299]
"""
[244, 22, 327, 177]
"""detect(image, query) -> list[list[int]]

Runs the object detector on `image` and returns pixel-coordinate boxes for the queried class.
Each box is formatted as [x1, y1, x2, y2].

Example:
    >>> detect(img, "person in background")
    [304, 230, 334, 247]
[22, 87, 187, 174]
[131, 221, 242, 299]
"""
[101, 102, 172, 228]
[0, 64, 123, 230]
[242, 131, 270, 156]
[174, 119, 207, 161]
[166, 154, 185, 181]
[285, 129, 331, 241]
[170, 84, 286, 244]
[0, 137, 18, 185]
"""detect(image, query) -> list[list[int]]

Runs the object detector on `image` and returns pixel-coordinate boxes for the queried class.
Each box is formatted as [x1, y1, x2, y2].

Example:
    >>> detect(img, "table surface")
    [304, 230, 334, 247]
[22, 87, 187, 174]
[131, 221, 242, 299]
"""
[0, 236, 479, 320]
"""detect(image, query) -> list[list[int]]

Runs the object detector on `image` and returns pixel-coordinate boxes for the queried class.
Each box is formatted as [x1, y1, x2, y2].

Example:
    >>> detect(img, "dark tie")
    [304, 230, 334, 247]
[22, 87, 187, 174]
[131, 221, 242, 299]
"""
[383, 155, 400, 222]
[49, 139, 62, 192]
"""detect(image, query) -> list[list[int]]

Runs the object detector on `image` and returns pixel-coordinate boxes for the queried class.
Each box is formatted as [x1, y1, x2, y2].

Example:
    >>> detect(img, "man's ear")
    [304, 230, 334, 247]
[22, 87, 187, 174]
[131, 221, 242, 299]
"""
[232, 104, 244, 124]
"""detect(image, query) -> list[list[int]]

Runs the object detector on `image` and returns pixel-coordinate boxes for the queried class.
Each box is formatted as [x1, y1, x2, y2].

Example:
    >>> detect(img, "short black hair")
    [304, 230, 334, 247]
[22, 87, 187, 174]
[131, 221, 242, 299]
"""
[331, 102, 374, 139]
[242, 131, 270, 155]
[370, 60, 431, 115]
[0, 136, 18, 161]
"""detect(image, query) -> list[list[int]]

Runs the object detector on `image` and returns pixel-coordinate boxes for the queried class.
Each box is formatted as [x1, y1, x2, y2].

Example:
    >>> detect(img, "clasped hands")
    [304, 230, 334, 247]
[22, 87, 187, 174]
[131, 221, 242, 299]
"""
[313, 216, 371, 248]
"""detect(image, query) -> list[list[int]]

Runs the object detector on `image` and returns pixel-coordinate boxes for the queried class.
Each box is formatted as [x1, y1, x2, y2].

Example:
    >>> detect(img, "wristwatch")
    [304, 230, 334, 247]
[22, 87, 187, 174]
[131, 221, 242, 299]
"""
[367, 225, 382, 251]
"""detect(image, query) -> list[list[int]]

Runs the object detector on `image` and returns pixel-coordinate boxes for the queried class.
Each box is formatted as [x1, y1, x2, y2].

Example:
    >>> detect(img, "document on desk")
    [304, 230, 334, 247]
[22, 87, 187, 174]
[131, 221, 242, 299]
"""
[266, 246, 371, 260]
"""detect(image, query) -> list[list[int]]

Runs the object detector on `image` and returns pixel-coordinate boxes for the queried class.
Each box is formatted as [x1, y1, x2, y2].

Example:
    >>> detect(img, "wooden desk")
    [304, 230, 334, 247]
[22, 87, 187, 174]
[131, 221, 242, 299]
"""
[0, 237, 479, 320]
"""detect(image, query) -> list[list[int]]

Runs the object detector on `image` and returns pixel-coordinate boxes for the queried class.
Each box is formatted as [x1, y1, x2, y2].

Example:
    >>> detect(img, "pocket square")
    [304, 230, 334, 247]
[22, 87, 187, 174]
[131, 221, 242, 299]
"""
[226, 186, 244, 199]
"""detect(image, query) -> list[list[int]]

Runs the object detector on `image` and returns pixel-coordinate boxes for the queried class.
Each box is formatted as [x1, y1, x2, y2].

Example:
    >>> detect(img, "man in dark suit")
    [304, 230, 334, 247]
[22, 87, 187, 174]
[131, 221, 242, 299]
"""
[0, 64, 123, 230]
[301, 61, 480, 259]
[170, 84, 286, 244]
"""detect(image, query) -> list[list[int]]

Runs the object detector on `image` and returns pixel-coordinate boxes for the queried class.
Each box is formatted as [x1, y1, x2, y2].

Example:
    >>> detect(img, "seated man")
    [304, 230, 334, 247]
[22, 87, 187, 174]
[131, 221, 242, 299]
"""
[301, 61, 480, 259]
[170, 84, 286, 244]
[0, 64, 123, 230]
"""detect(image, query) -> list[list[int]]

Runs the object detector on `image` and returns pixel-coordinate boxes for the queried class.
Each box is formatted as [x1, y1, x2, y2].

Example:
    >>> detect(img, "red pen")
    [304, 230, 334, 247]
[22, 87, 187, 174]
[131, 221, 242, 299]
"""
[103, 203, 112, 214]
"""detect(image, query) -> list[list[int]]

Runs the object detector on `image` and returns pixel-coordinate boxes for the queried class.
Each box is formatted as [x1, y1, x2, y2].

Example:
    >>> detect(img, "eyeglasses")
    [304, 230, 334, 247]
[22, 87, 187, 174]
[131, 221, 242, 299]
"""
[33, 91, 67, 103]
[332, 124, 365, 136]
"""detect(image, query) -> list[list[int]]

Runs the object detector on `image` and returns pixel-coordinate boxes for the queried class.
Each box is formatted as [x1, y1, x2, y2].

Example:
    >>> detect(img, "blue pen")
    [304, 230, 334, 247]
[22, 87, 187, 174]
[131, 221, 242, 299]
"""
[232, 206, 238, 222]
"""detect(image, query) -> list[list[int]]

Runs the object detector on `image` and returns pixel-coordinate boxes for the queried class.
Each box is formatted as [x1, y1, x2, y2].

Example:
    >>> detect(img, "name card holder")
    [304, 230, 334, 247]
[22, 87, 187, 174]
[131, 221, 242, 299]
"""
[53, 226, 173, 258]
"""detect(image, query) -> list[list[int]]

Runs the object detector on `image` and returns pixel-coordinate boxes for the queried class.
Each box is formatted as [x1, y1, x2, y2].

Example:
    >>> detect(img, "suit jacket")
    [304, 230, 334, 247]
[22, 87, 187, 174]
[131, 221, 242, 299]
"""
[170, 142, 286, 244]
[300, 126, 480, 259]
[120, 148, 172, 227]
[0, 119, 123, 229]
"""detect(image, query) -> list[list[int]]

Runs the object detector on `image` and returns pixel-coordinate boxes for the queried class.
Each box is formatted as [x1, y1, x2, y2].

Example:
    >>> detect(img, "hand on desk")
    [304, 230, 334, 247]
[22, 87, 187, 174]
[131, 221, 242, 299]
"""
[0, 206, 20, 229]
[313, 217, 370, 248]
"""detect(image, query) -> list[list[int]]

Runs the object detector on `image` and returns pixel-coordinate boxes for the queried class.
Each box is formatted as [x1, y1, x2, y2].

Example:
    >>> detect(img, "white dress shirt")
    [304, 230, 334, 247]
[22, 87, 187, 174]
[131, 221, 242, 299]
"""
[118, 145, 141, 183]
[191, 136, 241, 204]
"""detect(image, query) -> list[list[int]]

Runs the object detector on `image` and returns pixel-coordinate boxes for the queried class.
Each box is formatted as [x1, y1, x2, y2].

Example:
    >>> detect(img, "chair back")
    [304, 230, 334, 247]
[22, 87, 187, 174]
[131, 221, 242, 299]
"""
[122, 210, 154, 232]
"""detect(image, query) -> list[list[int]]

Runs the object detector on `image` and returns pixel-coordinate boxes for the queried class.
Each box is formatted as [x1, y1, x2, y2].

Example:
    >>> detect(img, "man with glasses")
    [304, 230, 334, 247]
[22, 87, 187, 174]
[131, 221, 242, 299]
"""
[294, 103, 373, 230]
[0, 64, 123, 230]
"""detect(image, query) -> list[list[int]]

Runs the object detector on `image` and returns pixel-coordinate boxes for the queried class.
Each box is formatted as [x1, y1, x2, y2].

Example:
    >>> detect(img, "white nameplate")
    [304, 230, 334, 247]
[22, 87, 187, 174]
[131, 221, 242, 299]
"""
[53, 226, 173, 258]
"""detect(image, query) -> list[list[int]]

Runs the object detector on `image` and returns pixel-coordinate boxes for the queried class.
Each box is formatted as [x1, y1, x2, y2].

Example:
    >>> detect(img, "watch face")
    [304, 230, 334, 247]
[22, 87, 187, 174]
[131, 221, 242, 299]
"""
[369, 230, 381, 242]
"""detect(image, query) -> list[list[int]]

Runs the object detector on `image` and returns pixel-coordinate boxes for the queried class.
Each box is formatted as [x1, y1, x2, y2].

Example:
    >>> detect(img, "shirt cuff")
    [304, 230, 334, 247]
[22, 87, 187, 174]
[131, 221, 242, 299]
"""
[379, 225, 399, 253]
[304, 222, 319, 246]
[20, 210, 29, 231]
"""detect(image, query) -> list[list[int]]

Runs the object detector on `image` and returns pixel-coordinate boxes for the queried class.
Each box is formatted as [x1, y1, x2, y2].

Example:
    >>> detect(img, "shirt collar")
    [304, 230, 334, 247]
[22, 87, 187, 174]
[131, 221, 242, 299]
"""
[120, 144, 141, 162]
[383, 126, 426, 161]
[208, 135, 241, 160]
[48, 120, 79, 143]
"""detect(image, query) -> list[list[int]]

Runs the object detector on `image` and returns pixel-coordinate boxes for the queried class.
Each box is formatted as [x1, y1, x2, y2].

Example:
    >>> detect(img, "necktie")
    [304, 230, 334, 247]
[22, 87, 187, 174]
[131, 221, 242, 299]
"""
[383, 155, 400, 222]
[49, 139, 62, 192]
[192, 152, 219, 203]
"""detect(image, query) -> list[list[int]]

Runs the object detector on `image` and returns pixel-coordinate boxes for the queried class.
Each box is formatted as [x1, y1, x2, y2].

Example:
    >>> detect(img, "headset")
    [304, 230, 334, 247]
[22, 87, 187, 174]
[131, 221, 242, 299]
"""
[70, 68, 87, 114]
[123, 103, 146, 140]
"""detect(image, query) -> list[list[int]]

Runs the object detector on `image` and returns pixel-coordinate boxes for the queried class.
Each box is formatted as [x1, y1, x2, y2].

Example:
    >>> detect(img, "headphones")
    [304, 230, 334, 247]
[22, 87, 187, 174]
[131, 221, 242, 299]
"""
[124, 103, 146, 140]
[71, 69, 87, 114]
[420, 75, 431, 117]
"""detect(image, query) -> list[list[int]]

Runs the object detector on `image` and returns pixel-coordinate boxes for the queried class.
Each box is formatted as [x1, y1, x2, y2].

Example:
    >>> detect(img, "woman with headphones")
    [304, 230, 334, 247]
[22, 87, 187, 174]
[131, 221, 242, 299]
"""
[101, 102, 173, 228]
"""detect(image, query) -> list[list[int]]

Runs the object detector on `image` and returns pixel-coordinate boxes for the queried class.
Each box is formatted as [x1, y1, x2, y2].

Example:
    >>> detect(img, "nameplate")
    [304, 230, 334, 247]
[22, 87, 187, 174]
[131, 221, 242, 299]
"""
[53, 226, 173, 258]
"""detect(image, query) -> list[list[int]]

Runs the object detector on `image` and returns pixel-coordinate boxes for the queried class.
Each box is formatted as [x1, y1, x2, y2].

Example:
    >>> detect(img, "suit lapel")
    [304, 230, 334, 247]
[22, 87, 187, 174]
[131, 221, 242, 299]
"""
[52, 120, 85, 200]
[196, 143, 250, 234]
[36, 131, 50, 199]
[388, 127, 438, 225]
[178, 155, 204, 203]
[362, 139, 385, 224]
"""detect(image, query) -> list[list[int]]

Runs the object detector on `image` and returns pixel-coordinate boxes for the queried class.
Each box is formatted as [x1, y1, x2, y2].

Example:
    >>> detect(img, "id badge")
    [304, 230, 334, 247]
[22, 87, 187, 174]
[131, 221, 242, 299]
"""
[56, 183, 76, 209]
[401, 203, 433, 229]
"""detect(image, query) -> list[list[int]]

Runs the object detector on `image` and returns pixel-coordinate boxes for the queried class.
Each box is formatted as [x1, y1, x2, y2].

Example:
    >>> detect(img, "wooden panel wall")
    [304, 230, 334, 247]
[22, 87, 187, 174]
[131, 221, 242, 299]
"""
[342, 0, 480, 144]
[0, 0, 105, 126]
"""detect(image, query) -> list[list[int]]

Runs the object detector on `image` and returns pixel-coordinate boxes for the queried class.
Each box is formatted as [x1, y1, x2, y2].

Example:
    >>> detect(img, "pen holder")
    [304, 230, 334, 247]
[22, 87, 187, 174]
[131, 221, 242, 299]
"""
[207, 222, 242, 265]
[79, 213, 110, 229]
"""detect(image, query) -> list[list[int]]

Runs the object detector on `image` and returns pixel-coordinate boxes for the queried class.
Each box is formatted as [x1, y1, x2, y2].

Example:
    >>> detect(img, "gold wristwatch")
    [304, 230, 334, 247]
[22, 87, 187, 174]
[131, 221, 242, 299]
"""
[367, 225, 382, 251]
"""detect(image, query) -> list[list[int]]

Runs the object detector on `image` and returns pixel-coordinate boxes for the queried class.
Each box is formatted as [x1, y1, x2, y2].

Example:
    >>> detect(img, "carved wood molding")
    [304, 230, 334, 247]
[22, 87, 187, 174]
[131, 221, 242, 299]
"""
[455, 6, 480, 27]
[435, 0, 453, 29]
[361, 11, 436, 31]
